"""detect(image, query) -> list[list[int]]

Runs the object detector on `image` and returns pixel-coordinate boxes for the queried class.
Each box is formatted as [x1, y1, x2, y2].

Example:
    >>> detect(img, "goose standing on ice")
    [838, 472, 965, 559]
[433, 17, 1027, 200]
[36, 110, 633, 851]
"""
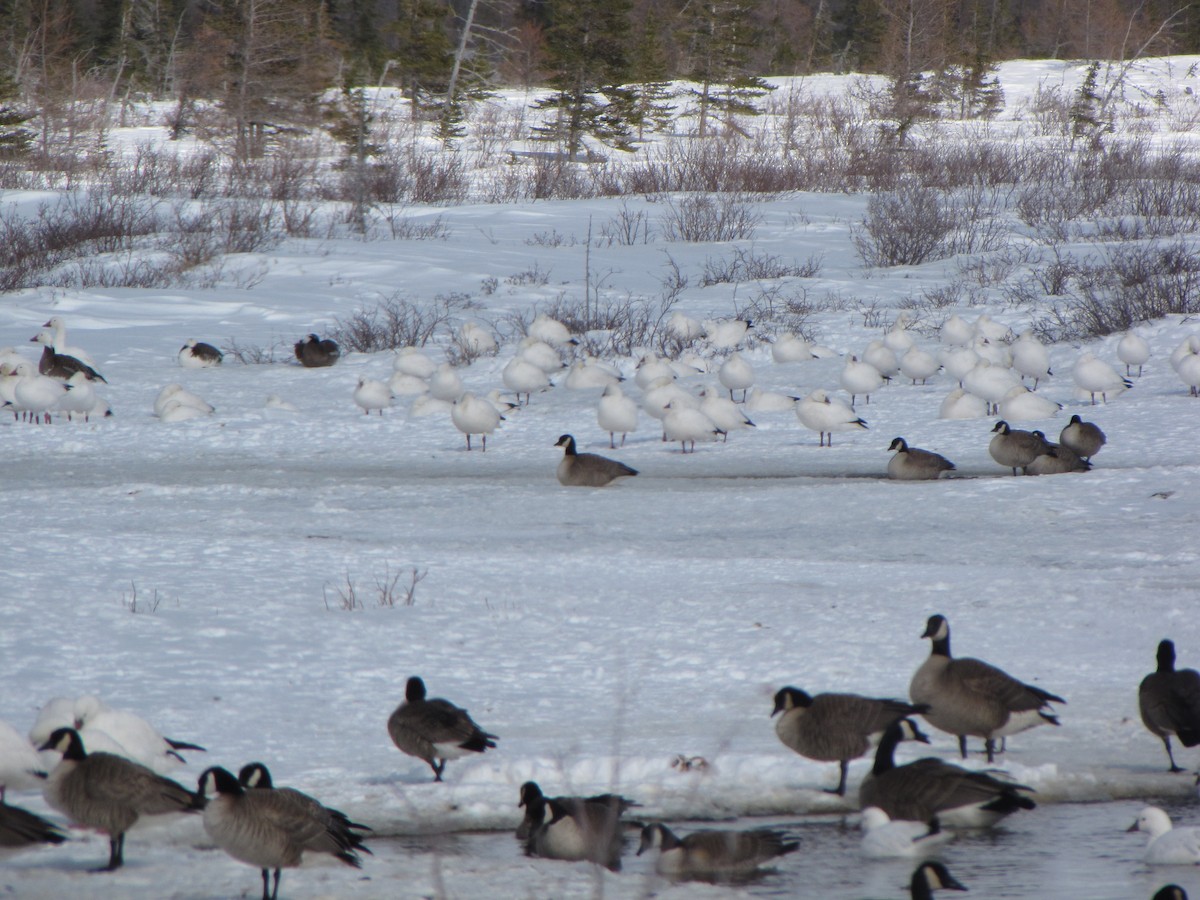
[795, 389, 867, 447]
[450, 392, 502, 450]
[1011, 330, 1052, 388]
[909, 614, 1065, 762]
[718, 352, 754, 401]
[863, 339, 900, 382]
[1177, 346, 1200, 397]
[597, 383, 638, 447]
[72, 695, 207, 773]
[841, 355, 883, 407]
[900, 346, 939, 385]
[178, 339, 223, 368]
[1118, 331, 1150, 377]
[554, 434, 638, 486]
[663, 400, 724, 453]
[387, 676, 497, 781]
[1139, 639, 1200, 772]
[236, 762, 371, 852]
[698, 387, 755, 440]
[963, 359, 1019, 415]
[1059, 415, 1106, 461]
[988, 420, 1050, 475]
[502, 356, 550, 405]
[353, 376, 393, 415]
[11, 361, 67, 423]
[1072, 351, 1132, 403]
[887, 438, 955, 481]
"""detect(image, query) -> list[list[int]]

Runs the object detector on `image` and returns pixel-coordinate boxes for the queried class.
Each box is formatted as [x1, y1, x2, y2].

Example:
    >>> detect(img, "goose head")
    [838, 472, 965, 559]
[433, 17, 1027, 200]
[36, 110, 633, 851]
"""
[405, 676, 428, 702]
[770, 687, 812, 717]
[889, 437, 909, 453]
[237, 762, 274, 788]
[555, 434, 577, 454]
[921, 614, 950, 642]
[199, 766, 243, 798]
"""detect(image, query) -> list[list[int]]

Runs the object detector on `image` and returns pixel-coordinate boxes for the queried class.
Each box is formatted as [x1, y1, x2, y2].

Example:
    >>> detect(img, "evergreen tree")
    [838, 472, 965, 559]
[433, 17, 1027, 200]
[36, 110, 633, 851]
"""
[681, 0, 774, 138]
[392, 0, 455, 113]
[1070, 60, 1109, 146]
[625, 10, 675, 142]
[0, 72, 34, 159]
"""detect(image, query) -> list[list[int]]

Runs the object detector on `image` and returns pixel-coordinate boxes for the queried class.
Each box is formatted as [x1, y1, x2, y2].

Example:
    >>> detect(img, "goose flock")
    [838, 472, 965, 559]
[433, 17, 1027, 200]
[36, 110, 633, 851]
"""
[2, 626, 1197, 897]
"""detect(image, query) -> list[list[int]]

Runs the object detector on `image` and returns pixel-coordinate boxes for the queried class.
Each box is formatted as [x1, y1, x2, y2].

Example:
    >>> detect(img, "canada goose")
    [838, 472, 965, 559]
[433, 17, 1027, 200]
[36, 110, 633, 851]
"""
[636, 822, 798, 879]
[841, 355, 883, 407]
[1154, 886, 1189, 900]
[237, 762, 371, 852]
[502, 356, 550, 405]
[597, 383, 638, 448]
[353, 376, 393, 415]
[909, 614, 1064, 762]
[293, 334, 340, 368]
[199, 766, 362, 900]
[859, 719, 1036, 828]
[387, 676, 497, 781]
[860, 807, 952, 858]
[900, 346, 939, 385]
[515, 781, 636, 841]
[910, 861, 968, 898]
[0, 720, 45, 800]
[450, 391, 502, 450]
[988, 420, 1050, 475]
[770, 687, 929, 795]
[1024, 443, 1091, 475]
[72, 695, 207, 772]
[1138, 639, 1200, 772]
[1127, 807, 1200, 865]
[38, 727, 200, 870]
[1072, 351, 1132, 403]
[31, 331, 107, 382]
[887, 438, 955, 481]
[663, 401, 724, 452]
[0, 801, 66, 855]
[178, 338, 223, 368]
[795, 389, 868, 446]
[520, 785, 627, 869]
[718, 352, 754, 402]
[1059, 415, 1106, 461]
[1118, 332, 1150, 377]
[1011, 330, 1052, 388]
[554, 434, 637, 486]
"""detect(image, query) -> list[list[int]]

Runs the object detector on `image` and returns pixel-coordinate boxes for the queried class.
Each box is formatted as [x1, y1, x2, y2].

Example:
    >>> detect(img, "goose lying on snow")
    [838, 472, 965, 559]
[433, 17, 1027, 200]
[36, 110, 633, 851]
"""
[178, 338, 223, 368]
[1128, 807, 1200, 865]
[909, 614, 1065, 762]
[1139, 639, 1200, 772]
[887, 438, 955, 481]
[636, 822, 798, 879]
[392, 346, 438, 378]
[555, 434, 637, 486]
[771, 687, 929, 795]
[1024, 440, 1091, 475]
[386, 676, 497, 782]
[293, 334, 340, 368]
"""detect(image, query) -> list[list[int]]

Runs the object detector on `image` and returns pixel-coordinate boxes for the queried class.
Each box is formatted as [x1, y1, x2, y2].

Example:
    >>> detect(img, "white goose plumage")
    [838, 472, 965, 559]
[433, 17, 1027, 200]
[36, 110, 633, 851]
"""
[795, 389, 867, 446]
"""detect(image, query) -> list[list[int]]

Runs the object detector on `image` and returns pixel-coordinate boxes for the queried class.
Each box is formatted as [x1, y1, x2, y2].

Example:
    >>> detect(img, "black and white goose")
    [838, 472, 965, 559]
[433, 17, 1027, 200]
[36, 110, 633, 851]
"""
[1139, 639, 1200, 772]
[178, 338, 224, 368]
[555, 434, 638, 486]
[521, 784, 628, 870]
[910, 861, 968, 899]
[293, 334, 340, 368]
[886, 438, 956, 481]
[909, 614, 1065, 762]
[516, 781, 637, 841]
[386, 676, 497, 782]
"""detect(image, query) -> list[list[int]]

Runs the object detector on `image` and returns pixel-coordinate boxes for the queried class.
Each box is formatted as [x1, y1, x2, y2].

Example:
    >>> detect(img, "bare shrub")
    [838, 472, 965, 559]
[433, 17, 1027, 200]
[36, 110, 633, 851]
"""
[122, 582, 164, 614]
[221, 337, 290, 364]
[373, 209, 450, 241]
[376, 566, 427, 608]
[600, 201, 653, 246]
[740, 283, 828, 339]
[700, 247, 822, 286]
[534, 290, 678, 358]
[852, 182, 956, 266]
[332, 292, 480, 352]
[525, 228, 577, 247]
[659, 194, 761, 242]
[506, 263, 550, 286]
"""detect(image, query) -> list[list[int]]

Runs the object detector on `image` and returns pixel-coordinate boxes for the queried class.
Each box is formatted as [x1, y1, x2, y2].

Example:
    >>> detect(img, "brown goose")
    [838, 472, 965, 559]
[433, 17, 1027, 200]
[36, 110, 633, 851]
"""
[178, 338, 224, 368]
[0, 801, 66, 855]
[770, 687, 928, 795]
[237, 762, 371, 853]
[555, 434, 638, 486]
[636, 822, 798, 879]
[988, 420, 1049, 475]
[909, 614, 1065, 762]
[516, 781, 637, 841]
[387, 676, 497, 781]
[521, 788, 627, 870]
[293, 334, 341, 368]
[1059, 414, 1106, 461]
[200, 766, 363, 900]
[886, 438, 956, 481]
[38, 727, 200, 871]
[1139, 639, 1200, 772]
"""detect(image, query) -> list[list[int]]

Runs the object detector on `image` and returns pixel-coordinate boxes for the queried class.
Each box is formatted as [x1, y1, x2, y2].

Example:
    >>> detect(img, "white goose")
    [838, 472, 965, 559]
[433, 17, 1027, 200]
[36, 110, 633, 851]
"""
[745, 386, 799, 412]
[1117, 331, 1150, 377]
[718, 352, 754, 401]
[937, 388, 986, 420]
[940, 314, 974, 348]
[516, 337, 565, 374]
[698, 387, 755, 440]
[841, 355, 884, 406]
[387, 372, 429, 396]
[527, 313, 573, 347]
[883, 313, 916, 355]
[458, 321, 497, 356]
[663, 401, 724, 452]
[392, 346, 438, 378]
[962, 359, 1020, 415]
[667, 311, 704, 342]
[11, 362, 67, 423]
[353, 376, 393, 415]
[597, 383, 638, 448]
[703, 318, 752, 350]
[154, 384, 213, 418]
[997, 385, 1062, 422]
[900, 346, 939, 385]
[771, 333, 816, 363]
[1072, 352, 1132, 404]
[1169, 335, 1200, 372]
[860, 807, 953, 858]
[634, 353, 677, 390]
[73, 695, 206, 774]
[795, 389, 867, 447]
[428, 363, 464, 402]
[863, 339, 899, 380]
[564, 359, 620, 390]
[451, 392, 502, 450]
[502, 356, 550, 405]
[0, 720, 45, 801]
[1011, 330, 1052, 388]
[1128, 807, 1200, 865]
[42, 316, 96, 366]
[940, 346, 980, 387]
[56, 371, 101, 421]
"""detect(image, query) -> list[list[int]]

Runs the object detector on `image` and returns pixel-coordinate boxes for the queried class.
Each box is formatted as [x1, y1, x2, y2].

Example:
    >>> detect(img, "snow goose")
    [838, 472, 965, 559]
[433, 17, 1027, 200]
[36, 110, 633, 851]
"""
[73, 695, 206, 772]
[56, 370, 101, 421]
[938, 388, 986, 420]
[703, 317, 752, 350]
[409, 393, 451, 418]
[1170, 335, 1200, 372]
[32, 330, 106, 382]
[1011, 330, 1052, 388]
[887, 438, 955, 481]
[910, 861, 968, 898]
[997, 385, 1062, 422]
[41, 316, 96, 366]
[667, 311, 704, 342]
[236, 762, 371, 851]
[841, 355, 884, 407]
[884, 312, 917, 355]
[909, 614, 1065, 762]
[1139, 639, 1200, 772]
[1072, 351, 1132, 404]
[450, 392, 502, 450]
[502, 356, 550, 405]
[516, 781, 636, 842]
[1059, 414, 1105, 461]
[387, 371, 428, 396]
[940, 315, 974, 348]
[663, 400, 724, 453]
[154, 383, 213, 418]
[1128, 807, 1200, 865]
[642, 376, 697, 436]
[293, 334, 340, 368]
[745, 386, 799, 413]
[386, 676, 497, 781]
[860, 807, 953, 859]
[0, 802, 66, 856]
[863, 339, 900, 381]
[973, 335, 1012, 368]
[698, 387, 755, 439]
[527, 313, 573, 347]
[178, 338, 223, 368]
[634, 353, 677, 390]
[159, 398, 212, 423]
[353, 376, 393, 415]
[962, 359, 1019, 415]
[554, 434, 637, 486]
[11, 361, 67, 423]
[940, 346, 979, 387]
[718, 352, 754, 401]
[900, 346, 939, 385]
[0, 721, 45, 801]
[39, 727, 200, 871]
[988, 420, 1050, 475]
[972, 313, 1011, 343]
[429, 363, 464, 401]
[1024, 442, 1091, 475]
[521, 786, 626, 870]
[392, 346, 438, 378]
[1117, 331, 1150, 377]
[517, 337, 566, 374]
[636, 822, 798, 878]
[795, 389, 867, 447]
[458, 320, 497, 356]
[1177, 350, 1200, 397]
[199, 766, 363, 900]
[597, 383, 638, 448]
[565, 359, 620, 390]
[771, 687, 928, 796]
[771, 332, 816, 363]
[859, 719, 1036, 828]
[265, 394, 298, 412]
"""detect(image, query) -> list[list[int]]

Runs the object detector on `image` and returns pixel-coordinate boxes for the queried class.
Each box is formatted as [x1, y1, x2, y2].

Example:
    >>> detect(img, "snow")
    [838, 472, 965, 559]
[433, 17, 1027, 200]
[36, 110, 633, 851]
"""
[2, 57, 1200, 898]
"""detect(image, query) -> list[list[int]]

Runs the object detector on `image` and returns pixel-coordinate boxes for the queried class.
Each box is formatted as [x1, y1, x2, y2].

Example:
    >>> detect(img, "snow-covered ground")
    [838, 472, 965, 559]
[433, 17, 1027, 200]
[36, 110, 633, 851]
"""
[2, 58, 1200, 898]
